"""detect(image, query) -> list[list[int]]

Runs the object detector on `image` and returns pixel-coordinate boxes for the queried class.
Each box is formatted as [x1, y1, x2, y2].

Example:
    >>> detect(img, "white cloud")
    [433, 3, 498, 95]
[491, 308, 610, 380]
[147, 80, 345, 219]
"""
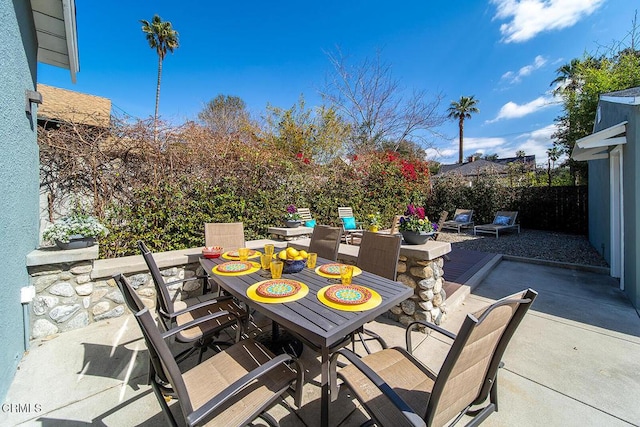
[464, 137, 505, 151]
[491, 0, 605, 43]
[488, 95, 557, 122]
[501, 55, 547, 84]
[512, 123, 559, 160]
[430, 124, 563, 165]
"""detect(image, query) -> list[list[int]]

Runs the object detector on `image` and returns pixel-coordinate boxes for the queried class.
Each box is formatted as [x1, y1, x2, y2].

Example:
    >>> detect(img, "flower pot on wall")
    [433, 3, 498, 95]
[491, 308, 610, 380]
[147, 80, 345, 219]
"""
[283, 220, 302, 228]
[400, 230, 433, 245]
[55, 236, 96, 250]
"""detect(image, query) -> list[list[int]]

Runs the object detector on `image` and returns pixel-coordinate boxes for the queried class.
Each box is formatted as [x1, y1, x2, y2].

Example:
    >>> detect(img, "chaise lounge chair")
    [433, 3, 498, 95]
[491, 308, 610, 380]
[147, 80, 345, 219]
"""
[440, 208, 474, 233]
[474, 210, 520, 238]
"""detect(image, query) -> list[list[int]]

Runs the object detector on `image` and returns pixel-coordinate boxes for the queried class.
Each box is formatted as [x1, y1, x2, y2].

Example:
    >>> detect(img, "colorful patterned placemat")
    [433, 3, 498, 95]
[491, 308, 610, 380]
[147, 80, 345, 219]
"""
[212, 261, 261, 276]
[315, 263, 363, 278]
[317, 284, 381, 311]
[247, 279, 309, 303]
[324, 284, 372, 305]
[222, 249, 261, 260]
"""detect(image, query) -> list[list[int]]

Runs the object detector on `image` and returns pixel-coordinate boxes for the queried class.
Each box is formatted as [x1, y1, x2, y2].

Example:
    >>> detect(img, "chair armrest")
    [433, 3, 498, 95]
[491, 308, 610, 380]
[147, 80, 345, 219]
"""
[330, 349, 426, 427]
[186, 353, 304, 426]
[405, 320, 456, 354]
[160, 310, 241, 339]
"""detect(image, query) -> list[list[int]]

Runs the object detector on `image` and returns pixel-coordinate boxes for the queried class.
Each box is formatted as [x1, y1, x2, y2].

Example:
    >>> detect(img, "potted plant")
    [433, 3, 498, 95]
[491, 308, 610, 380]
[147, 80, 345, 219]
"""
[42, 213, 109, 250]
[367, 212, 381, 232]
[283, 204, 303, 228]
[398, 204, 435, 245]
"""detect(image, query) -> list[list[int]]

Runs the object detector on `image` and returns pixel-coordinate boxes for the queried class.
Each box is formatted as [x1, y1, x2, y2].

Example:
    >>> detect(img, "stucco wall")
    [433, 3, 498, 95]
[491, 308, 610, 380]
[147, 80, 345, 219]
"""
[0, 0, 40, 401]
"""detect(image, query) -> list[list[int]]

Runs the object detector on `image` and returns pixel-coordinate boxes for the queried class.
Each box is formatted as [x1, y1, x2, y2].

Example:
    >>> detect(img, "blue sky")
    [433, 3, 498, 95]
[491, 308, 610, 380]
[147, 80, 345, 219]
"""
[40, 0, 638, 165]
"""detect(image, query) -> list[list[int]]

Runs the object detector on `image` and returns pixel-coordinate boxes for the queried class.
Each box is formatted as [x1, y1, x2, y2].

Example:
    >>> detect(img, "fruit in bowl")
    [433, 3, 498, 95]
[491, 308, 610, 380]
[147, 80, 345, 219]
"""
[277, 247, 309, 273]
[202, 246, 223, 259]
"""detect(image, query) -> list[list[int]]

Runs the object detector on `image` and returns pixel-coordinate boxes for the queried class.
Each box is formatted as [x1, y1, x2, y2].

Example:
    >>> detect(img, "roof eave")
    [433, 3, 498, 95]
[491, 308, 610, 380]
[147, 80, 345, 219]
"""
[31, 0, 79, 83]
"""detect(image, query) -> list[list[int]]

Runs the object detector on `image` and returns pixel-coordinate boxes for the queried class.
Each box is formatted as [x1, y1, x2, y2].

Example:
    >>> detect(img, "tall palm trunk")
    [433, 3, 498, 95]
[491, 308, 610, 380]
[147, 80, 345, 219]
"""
[154, 55, 162, 147]
[458, 117, 464, 164]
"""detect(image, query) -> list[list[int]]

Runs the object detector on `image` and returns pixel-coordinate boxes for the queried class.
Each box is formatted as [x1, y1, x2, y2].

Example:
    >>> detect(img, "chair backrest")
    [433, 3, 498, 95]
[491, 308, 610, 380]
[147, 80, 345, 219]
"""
[432, 211, 448, 241]
[308, 225, 342, 261]
[113, 274, 173, 385]
[112, 273, 146, 313]
[134, 306, 196, 418]
[297, 208, 313, 222]
[356, 231, 402, 280]
[389, 215, 403, 235]
[338, 207, 354, 218]
[204, 222, 245, 250]
[493, 211, 518, 226]
[137, 240, 176, 319]
[452, 209, 473, 223]
[426, 288, 537, 427]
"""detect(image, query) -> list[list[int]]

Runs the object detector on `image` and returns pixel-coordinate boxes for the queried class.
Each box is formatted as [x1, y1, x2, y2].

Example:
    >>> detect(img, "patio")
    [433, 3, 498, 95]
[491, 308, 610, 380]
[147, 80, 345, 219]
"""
[2, 256, 639, 426]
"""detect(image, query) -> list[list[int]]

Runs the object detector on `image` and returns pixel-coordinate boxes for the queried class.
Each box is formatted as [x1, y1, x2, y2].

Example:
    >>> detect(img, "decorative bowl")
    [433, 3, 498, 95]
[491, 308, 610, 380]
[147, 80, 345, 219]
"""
[283, 259, 306, 274]
[202, 246, 224, 259]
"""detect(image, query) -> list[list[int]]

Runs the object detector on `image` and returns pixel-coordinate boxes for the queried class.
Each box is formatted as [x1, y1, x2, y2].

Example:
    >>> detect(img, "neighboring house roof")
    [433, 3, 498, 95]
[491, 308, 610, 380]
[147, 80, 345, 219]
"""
[492, 155, 536, 168]
[438, 159, 508, 176]
[31, 0, 79, 83]
[37, 84, 111, 128]
[600, 87, 640, 104]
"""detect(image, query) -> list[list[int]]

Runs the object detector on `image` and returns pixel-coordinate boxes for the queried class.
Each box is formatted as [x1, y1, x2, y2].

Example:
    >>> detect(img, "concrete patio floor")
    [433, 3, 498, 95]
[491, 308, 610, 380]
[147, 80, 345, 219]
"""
[2, 259, 640, 426]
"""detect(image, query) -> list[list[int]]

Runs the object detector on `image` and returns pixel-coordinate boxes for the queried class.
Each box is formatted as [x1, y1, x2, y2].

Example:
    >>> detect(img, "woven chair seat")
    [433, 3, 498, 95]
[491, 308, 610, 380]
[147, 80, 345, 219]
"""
[340, 347, 436, 426]
[184, 338, 297, 426]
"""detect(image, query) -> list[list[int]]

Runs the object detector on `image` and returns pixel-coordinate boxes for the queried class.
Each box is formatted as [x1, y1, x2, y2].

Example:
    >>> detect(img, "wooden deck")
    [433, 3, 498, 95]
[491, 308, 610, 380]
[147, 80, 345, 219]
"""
[443, 248, 499, 298]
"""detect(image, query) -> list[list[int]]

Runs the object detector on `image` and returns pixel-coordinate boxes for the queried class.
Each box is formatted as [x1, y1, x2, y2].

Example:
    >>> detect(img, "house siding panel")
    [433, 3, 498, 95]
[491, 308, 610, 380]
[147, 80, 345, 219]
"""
[0, 0, 40, 401]
[623, 106, 639, 307]
[591, 100, 639, 308]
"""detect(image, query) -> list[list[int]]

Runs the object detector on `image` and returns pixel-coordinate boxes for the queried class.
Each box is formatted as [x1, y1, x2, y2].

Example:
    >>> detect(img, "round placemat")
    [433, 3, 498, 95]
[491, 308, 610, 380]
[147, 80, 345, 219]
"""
[316, 284, 381, 312]
[315, 263, 363, 278]
[222, 249, 261, 260]
[256, 279, 302, 298]
[324, 284, 372, 305]
[247, 280, 309, 303]
[212, 261, 261, 276]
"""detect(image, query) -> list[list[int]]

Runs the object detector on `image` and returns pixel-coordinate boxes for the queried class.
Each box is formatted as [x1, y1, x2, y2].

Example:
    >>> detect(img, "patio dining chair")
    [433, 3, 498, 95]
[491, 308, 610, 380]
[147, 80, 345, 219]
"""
[204, 222, 245, 250]
[338, 206, 364, 244]
[440, 209, 474, 233]
[138, 240, 248, 363]
[354, 231, 403, 354]
[114, 273, 244, 389]
[131, 304, 304, 427]
[308, 224, 342, 261]
[474, 211, 520, 238]
[331, 288, 538, 427]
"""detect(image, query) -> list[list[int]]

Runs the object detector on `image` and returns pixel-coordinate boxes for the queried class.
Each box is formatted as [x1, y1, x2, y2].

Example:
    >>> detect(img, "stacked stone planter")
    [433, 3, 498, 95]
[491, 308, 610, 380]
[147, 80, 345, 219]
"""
[26, 247, 205, 339]
[388, 255, 448, 326]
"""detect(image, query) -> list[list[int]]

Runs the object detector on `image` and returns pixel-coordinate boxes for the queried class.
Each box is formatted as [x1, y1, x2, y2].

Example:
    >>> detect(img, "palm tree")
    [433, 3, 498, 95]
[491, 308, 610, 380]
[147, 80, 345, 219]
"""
[140, 15, 179, 146]
[447, 96, 479, 164]
[550, 58, 580, 95]
[546, 146, 561, 187]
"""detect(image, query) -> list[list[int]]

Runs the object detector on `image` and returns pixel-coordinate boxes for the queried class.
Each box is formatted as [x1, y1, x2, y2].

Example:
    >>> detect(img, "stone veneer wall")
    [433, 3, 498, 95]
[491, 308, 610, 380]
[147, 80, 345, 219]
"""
[28, 259, 205, 339]
[387, 255, 448, 326]
[27, 239, 451, 339]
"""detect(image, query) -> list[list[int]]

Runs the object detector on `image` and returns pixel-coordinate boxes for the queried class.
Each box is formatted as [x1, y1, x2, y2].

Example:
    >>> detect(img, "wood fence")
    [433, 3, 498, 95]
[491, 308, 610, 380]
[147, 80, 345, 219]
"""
[515, 186, 588, 234]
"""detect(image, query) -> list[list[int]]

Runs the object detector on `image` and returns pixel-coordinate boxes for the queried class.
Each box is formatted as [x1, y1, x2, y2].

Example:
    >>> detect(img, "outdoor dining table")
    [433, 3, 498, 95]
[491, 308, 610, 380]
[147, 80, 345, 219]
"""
[200, 255, 413, 427]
